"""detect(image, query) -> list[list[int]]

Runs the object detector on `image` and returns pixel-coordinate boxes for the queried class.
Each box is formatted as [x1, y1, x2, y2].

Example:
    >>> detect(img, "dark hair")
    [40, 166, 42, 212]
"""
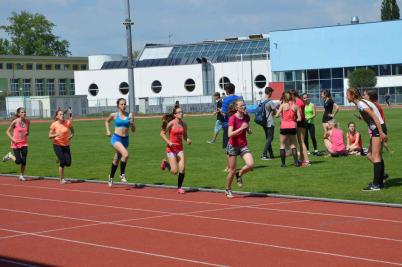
[161, 106, 181, 131]
[213, 92, 220, 97]
[116, 98, 126, 107]
[288, 89, 299, 99]
[348, 121, 356, 127]
[228, 99, 243, 116]
[321, 89, 331, 98]
[53, 108, 63, 121]
[265, 87, 274, 95]
[282, 91, 291, 103]
[224, 83, 235, 94]
[364, 89, 378, 102]
[15, 107, 24, 118]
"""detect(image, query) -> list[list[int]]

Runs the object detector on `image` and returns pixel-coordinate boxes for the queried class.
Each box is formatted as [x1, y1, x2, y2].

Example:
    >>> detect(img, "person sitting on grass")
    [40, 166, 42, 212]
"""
[346, 122, 363, 155]
[324, 120, 346, 156]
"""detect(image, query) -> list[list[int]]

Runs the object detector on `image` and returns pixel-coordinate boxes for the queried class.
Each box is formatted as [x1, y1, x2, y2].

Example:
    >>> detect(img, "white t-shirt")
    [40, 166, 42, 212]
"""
[356, 99, 384, 130]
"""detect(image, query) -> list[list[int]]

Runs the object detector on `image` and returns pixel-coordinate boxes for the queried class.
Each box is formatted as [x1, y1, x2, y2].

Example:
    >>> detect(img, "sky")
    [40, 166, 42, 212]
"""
[0, 0, 400, 56]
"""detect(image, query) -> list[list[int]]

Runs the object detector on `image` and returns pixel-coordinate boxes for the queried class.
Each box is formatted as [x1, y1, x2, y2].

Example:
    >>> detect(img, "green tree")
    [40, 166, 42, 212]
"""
[348, 68, 377, 90]
[0, 11, 70, 56]
[381, 0, 400, 20]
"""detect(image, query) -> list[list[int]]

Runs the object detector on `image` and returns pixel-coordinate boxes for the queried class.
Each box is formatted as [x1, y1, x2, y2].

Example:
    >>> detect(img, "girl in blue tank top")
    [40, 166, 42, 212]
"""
[105, 98, 135, 187]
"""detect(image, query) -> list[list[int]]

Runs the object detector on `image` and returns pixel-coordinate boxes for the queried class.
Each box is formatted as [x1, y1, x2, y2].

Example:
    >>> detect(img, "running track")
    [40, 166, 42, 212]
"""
[0, 176, 401, 266]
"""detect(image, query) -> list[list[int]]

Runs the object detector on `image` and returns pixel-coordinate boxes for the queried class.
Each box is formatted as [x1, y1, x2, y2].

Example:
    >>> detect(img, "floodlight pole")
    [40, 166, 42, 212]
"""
[124, 0, 136, 113]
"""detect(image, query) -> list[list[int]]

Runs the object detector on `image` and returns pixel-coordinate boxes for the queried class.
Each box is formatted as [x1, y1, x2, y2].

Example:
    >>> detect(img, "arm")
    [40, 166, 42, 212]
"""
[6, 120, 17, 143]
[182, 121, 191, 144]
[48, 125, 57, 139]
[69, 126, 75, 140]
[275, 105, 283, 118]
[228, 123, 248, 138]
[353, 132, 360, 147]
[160, 121, 174, 147]
[295, 106, 301, 122]
[364, 108, 387, 141]
[331, 103, 339, 118]
[312, 104, 317, 119]
[26, 119, 30, 136]
[105, 113, 115, 136]
[129, 112, 135, 133]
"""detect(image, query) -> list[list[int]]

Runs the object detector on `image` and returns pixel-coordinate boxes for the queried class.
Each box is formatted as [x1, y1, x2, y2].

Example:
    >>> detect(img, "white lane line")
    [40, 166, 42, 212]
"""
[0, 227, 225, 267]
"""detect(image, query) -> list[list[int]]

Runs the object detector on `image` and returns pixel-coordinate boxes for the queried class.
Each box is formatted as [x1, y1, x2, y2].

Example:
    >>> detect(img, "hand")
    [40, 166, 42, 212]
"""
[240, 122, 249, 130]
[168, 141, 174, 147]
[186, 138, 192, 145]
[247, 128, 252, 134]
[106, 131, 111, 137]
[11, 138, 17, 144]
[380, 132, 388, 142]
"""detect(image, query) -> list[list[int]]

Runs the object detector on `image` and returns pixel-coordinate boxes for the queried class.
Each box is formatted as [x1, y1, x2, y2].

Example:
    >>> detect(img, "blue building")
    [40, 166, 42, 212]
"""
[269, 19, 402, 105]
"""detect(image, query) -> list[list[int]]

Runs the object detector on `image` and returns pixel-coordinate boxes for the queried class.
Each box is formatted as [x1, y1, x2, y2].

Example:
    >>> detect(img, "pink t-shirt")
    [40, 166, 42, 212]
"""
[11, 119, 29, 149]
[228, 114, 249, 147]
[331, 128, 346, 152]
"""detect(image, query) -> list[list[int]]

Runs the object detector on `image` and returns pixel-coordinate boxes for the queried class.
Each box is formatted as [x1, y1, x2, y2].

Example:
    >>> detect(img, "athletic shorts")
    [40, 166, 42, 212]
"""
[226, 143, 251, 156]
[166, 150, 184, 158]
[370, 124, 387, 137]
[280, 128, 297, 135]
[214, 120, 224, 133]
[111, 134, 129, 148]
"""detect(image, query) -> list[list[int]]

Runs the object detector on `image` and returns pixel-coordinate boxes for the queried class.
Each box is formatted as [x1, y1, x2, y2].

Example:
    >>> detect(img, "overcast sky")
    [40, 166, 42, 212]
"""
[0, 0, 400, 56]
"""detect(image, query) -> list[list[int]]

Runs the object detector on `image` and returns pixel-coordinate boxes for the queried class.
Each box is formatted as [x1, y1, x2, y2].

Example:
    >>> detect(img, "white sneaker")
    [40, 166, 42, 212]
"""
[60, 179, 67, 184]
[120, 174, 127, 183]
[19, 175, 26, 181]
[225, 189, 234, 198]
[2, 152, 12, 162]
[108, 176, 113, 187]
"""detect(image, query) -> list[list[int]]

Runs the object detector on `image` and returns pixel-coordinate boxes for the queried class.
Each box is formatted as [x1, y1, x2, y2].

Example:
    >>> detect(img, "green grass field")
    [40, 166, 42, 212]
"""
[1, 108, 401, 204]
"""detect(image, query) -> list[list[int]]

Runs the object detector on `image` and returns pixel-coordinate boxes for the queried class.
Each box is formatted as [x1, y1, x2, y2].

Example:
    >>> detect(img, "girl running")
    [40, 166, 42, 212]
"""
[160, 106, 191, 194]
[323, 120, 346, 156]
[347, 87, 388, 191]
[276, 92, 300, 167]
[224, 99, 254, 198]
[49, 109, 75, 184]
[105, 98, 135, 187]
[3, 108, 30, 181]
[321, 90, 339, 135]
[346, 122, 363, 155]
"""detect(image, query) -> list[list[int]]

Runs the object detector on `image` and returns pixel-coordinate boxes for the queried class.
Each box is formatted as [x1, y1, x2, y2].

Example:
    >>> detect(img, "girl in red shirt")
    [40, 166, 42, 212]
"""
[3, 108, 30, 181]
[160, 106, 191, 194]
[224, 99, 254, 198]
[346, 122, 363, 155]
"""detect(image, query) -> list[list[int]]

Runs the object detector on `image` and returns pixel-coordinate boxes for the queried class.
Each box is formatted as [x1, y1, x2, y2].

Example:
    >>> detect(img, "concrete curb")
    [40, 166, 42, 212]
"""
[1, 174, 401, 209]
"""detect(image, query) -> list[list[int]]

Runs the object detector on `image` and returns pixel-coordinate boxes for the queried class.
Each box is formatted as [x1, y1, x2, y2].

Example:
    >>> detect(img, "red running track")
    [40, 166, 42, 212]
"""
[0, 176, 401, 267]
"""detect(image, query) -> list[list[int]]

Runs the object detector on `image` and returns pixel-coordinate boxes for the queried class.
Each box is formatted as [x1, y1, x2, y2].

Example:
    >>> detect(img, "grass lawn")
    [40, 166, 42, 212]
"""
[0, 108, 401, 204]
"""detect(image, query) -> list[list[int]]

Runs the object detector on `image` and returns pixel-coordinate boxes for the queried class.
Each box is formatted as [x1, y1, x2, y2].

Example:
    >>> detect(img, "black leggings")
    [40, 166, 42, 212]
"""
[13, 147, 28, 166]
[53, 144, 72, 167]
[304, 123, 317, 151]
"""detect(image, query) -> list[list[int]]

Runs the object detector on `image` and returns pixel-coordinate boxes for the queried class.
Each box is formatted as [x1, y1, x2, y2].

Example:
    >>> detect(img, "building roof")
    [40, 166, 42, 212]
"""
[0, 55, 88, 62]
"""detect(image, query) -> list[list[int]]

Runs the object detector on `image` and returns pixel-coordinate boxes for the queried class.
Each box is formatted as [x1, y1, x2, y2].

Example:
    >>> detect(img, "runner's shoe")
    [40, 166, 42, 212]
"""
[19, 175, 26, 181]
[225, 189, 234, 198]
[2, 152, 12, 162]
[108, 176, 113, 187]
[236, 172, 243, 188]
[60, 179, 67, 184]
[160, 159, 168, 170]
[120, 174, 127, 183]
[177, 188, 185, 194]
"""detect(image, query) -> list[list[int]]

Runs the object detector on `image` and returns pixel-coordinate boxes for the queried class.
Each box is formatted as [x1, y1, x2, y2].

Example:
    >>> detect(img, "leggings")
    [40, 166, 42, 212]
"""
[53, 144, 72, 167]
[13, 147, 28, 166]
[304, 122, 317, 151]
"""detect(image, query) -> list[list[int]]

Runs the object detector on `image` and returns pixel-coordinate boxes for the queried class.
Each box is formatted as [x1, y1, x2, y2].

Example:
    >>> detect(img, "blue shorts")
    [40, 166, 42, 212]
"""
[111, 134, 129, 148]
[214, 120, 223, 133]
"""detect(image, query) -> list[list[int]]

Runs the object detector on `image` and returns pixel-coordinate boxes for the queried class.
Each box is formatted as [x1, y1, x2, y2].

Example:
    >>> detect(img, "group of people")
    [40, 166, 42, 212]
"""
[2, 84, 390, 196]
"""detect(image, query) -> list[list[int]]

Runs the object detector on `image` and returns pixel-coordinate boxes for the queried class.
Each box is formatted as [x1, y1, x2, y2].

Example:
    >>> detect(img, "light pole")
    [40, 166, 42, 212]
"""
[124, 0, 136, 114]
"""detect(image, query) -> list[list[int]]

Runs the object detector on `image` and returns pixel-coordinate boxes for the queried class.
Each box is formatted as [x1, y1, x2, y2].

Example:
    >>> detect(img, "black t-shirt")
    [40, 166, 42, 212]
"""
[216, 99, 224, 121]
[322, 98, 334, 122]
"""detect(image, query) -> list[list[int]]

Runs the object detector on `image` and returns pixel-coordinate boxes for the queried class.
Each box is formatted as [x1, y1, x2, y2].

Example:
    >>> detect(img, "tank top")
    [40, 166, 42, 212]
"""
[331, 128, 345, 152]
[166, 121, 185, 153]
[114, 112, 130, 129]
[347, 132, 362, 149]
[11, 119, 29, 149]
[304, 103, 314, 124]
[280, 103, 296, 129]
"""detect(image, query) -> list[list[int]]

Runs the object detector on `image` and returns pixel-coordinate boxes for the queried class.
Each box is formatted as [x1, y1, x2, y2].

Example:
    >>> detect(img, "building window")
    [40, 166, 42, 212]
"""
[47, 79, 55, 96]
[80, 64, 87, 70]
[151, 80, 162, 94]
[307, 69, 319, 80]
[0, 63, 3, 69]
[184, 79, 196, 92]
[254, 75, 267, 89]
[64, 64, 70, 70]
[10, 79, 19, 96]
[119, 82, 129, 95]
[73, 64, 78, 70]
[35, 79, 44, 96]
[16, 63, 23, 70]
[36, 64, 43, 70]
[59, 79, 67, 95]
[218, 76, 230, 89]
[70, 79, 75, 95]
[26, 63, 33, 70]
[45, 64, 52, 70]
[331, 68, 343, 78]
[88, 83, 99, 96]
[379, 65, 391, 76]
[392, 64, 402, 75]
[55, 64, 61, 70]
[6, 63, 13, 70]
[22, 79, 31, 96]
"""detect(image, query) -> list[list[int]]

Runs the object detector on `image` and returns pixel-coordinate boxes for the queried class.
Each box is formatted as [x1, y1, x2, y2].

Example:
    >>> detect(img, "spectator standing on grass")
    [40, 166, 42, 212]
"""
[224, 99, 254, 198]
[3, 107, 30, 181]
[66, 106, 73, 119]
[347, 87, 388, 191]
[207, 92, 224, 144]
[302, 93, 319, 156]
[260, 87, 277, 160]
[160, 105, 191, 194]
[49, 109, 75, 184]
[105, 98, 135, 187]
[323, 120, 346, 156]
[276, 91, 300, 167]
[346, 122, 363, 155]
[321, 89, 339, 136]
[384, 93, 391, 106]
[221, 83, 242, 172]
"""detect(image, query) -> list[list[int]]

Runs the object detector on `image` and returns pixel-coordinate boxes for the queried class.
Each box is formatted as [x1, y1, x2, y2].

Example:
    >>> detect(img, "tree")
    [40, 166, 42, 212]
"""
[0, 11, 71, 56]
[348, 68, 377, 90]
[381, 0, 400, 20]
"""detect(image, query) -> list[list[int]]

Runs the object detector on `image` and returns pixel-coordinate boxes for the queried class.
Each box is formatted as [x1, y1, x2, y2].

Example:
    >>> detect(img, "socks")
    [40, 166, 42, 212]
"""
[120, 161, 127, 176]
[178, 172, 185, 188]
[110, 163, 118, 178]
[292, 148, 299, 165]
[380, 160, 385, 184]
[280, 149, 286, 165]
[373, 162, 382, 186]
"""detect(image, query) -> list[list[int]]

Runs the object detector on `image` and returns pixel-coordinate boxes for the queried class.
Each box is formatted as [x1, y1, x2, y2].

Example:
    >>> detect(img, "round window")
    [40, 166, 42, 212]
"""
[88, 83, 99, 96]
[254, 75, 267, 89]
[119, 82, 129, 95]
[184, 79, 196, 92]
[218, 77, 230, 89]
[151, 80, 162, 94]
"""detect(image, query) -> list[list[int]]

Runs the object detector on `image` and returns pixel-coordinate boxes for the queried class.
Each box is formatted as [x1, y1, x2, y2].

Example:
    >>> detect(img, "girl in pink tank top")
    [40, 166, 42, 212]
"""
[324, 120, 346, 155]
[3, 108, 30, 181]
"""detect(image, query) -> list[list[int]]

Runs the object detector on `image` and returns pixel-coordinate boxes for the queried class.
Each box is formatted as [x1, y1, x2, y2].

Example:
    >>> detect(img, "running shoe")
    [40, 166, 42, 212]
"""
[120, 174, 127, 183]
[19, 175, 26, 181]
[207, 140, 216, 144]
[362, 184, 382, 191]
[177, 188, 185, 194]
[236, 172, 243, 188]
[2, 152, 12, 162]
[108, 176, 113, 187]
[260, 156, 272, 160]
[60, 178, 67, 184]
[225, 189, 234, 198]
[160, 159, 168, 170]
